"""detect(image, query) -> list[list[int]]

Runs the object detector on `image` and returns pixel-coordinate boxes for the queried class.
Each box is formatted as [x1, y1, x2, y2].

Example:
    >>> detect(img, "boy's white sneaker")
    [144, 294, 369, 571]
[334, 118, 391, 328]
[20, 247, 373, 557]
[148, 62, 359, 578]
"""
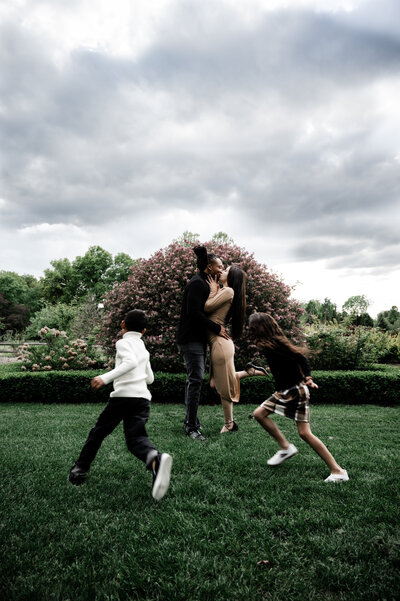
[152, 453, 172, 501]
[324, 470, 349, 483]
[267, 444, 298, 466]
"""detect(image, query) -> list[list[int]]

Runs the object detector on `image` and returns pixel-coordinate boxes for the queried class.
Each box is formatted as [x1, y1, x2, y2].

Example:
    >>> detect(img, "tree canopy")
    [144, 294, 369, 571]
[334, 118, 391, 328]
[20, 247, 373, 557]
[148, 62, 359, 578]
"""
[40, 246, 135, 304]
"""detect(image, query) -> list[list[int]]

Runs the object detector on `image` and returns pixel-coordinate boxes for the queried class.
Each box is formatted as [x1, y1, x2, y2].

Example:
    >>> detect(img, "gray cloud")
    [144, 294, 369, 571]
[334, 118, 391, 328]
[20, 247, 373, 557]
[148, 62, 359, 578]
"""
[1, 0, 400, 287]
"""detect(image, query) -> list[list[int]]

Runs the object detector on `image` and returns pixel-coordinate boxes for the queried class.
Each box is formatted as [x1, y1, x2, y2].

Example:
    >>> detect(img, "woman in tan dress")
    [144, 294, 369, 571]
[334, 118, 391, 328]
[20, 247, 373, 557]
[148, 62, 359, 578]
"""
[205, 265, 262, 432]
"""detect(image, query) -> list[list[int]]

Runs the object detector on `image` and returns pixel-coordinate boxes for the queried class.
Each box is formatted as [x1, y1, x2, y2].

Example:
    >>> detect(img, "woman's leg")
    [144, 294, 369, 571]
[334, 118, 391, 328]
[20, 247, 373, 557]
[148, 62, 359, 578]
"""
[236, 368, 268, 380]
[253, 406, 290, 448]
[220, 398, 235, 432]
[296, 422, 345, 475]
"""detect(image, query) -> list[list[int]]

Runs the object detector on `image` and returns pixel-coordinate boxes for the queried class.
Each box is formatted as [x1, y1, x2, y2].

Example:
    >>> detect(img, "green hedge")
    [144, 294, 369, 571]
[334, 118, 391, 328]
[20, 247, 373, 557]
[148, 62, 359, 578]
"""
[0, 366, 398, 405]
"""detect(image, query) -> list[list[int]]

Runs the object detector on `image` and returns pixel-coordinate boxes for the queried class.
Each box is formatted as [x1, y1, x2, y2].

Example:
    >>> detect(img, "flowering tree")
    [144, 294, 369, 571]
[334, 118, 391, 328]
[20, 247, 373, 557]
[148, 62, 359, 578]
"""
[98, 238, 304, 372]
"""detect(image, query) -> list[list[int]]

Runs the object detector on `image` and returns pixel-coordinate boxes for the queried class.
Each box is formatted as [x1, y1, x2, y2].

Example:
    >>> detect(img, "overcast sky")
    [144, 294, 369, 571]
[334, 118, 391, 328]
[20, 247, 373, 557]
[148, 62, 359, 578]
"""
[1, 0, 399, 316]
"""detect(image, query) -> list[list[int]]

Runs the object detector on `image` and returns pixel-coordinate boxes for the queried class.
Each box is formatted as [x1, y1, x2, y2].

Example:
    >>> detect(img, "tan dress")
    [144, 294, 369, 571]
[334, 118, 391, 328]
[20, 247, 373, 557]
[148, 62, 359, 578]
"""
[205, 287, 240, 403]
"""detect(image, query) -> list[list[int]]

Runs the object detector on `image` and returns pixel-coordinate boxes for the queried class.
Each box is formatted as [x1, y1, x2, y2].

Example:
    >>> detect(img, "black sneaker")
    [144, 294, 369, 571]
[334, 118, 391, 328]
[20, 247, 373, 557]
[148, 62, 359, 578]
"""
[152, 453, 172, 501]
[187, 429, 206, 442]
[68, 464, 88, 485]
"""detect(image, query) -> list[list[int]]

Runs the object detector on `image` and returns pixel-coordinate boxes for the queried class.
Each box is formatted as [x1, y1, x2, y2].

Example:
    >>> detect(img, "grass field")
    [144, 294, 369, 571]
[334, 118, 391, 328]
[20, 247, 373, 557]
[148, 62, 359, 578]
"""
[0, 402, 399, 601]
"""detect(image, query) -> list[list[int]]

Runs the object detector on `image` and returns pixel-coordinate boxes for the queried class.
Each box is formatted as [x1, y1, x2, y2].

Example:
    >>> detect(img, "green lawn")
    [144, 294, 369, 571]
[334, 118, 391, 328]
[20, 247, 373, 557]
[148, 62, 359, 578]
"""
[0, 402, 399, 601]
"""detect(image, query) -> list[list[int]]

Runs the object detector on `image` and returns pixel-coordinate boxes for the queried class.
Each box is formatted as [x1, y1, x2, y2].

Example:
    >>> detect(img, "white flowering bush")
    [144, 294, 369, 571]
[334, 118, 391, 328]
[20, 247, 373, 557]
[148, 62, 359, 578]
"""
[18, 327, 105, 372]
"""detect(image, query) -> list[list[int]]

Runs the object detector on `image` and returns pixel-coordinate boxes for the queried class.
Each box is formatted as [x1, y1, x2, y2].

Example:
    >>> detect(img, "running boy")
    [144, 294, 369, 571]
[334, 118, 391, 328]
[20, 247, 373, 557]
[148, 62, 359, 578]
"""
[248, 313, 348, 482]
[68, 309, 172, 500]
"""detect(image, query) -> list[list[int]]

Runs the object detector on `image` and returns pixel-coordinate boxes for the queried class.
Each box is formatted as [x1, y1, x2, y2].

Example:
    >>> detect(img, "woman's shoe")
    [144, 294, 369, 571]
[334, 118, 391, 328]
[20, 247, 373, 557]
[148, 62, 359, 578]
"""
[244, 362, 269, 377]
[220, 420, 239, 433]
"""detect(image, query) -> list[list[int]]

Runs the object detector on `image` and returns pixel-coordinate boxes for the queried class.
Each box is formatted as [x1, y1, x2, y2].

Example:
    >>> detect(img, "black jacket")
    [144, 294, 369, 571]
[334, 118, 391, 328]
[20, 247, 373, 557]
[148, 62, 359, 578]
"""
[262, 347, 311, 391]
[177, 271, 221, 345]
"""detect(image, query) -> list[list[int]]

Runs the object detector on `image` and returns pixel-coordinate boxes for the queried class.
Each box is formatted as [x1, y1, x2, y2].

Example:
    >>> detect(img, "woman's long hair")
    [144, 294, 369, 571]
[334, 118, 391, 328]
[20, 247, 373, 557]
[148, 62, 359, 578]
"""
[227, 265, 246, 341]
[248, 312, 307, 356]
[193, 245, 217, 271]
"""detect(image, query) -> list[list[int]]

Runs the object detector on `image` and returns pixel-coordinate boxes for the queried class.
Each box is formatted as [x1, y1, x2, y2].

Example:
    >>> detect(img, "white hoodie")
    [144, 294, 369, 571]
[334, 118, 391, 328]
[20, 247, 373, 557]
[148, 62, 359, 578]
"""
[99, 331, 154, 400]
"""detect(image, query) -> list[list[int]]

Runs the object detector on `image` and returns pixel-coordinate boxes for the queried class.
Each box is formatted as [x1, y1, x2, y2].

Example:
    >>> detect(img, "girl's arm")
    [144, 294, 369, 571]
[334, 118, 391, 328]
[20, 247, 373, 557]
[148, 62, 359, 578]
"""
[297, 353, 319, 388]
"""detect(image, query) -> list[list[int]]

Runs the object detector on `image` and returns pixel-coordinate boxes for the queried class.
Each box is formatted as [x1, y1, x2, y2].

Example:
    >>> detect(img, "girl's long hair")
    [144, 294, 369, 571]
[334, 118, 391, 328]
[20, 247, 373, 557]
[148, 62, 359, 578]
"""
[227, 265, 246, 341]
[193, 245, 217, 271]
[248, 312, 307, 356]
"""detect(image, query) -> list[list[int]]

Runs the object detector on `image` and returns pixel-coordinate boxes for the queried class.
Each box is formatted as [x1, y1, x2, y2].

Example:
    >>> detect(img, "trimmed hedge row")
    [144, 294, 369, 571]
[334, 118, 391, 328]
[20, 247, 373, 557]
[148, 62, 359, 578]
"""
[0, 368, 398, 405]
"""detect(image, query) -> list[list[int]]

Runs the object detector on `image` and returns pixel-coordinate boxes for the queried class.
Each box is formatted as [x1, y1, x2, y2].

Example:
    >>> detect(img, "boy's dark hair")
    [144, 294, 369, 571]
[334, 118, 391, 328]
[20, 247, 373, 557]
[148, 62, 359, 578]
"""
[124, 309, 147, 332]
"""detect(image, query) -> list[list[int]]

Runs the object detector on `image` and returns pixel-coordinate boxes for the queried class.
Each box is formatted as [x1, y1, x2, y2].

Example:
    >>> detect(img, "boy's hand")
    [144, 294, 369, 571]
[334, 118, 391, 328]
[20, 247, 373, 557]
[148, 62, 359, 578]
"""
[91, 377, 104, 391]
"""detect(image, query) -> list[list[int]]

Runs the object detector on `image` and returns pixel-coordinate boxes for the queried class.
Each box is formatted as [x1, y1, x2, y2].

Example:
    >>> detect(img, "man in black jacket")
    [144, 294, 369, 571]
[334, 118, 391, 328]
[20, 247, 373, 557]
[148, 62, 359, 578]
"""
[177, 246, 230, 441]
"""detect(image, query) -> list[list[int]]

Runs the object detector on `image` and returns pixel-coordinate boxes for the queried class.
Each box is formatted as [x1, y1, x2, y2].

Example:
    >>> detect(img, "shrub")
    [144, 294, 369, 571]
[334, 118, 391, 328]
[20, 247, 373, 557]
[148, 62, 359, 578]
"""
[367, 329, 400, 363]
[305, 324, 381, 370]
[0, 370, 112, 403]
[25, 304, 78, 339]
[98, 239, 304, 372]
[0, 366, 398, 405]
[17, 327, 106, 372]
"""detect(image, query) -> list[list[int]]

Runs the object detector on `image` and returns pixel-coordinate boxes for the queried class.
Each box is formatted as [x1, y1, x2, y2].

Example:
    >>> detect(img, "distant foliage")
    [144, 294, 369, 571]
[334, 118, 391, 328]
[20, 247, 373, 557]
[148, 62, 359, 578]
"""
[18, 327, 105, 372]
[366, 329, 400, 363]
[376, 306, 400, 332]
[25, 303, 79, 339]
[303, 298, 338, 325]
[98, 238, 304, 372]
[40, 246, 135, 304]
[305, 324, 383, 370]
[0, 271, 42, 333]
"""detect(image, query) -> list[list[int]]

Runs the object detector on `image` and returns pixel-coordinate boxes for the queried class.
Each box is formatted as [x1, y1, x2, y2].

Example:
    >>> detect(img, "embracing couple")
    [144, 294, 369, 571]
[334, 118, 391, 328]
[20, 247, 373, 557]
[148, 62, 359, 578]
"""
[177, 245, 263, 441]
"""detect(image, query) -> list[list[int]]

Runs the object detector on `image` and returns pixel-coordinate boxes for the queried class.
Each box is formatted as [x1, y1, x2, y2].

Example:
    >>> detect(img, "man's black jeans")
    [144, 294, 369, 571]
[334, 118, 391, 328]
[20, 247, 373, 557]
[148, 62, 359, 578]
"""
[76, 396, 158, 471]
[178, 341, 206, 431]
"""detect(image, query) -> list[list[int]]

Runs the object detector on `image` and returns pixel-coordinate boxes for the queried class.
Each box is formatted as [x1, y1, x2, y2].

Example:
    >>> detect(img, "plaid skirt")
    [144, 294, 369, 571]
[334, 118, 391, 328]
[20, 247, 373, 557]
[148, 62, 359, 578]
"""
[260, 383, 310, 423]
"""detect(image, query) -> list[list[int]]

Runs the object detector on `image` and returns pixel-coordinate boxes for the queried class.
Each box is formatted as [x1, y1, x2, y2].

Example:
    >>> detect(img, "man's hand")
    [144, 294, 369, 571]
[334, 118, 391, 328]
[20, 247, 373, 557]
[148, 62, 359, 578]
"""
[91, 376, 104, 391]
[218, 326, 230, 340]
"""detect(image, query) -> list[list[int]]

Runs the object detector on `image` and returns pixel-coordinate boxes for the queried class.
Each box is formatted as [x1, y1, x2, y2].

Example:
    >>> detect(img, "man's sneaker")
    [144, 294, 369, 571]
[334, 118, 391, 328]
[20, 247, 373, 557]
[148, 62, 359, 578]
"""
[68, 464, 88, 485]
[187, 429, 206, 442]
[152, 453, 172, 501]
[324, 469, 349, 483]
[267, 444, 298, 466]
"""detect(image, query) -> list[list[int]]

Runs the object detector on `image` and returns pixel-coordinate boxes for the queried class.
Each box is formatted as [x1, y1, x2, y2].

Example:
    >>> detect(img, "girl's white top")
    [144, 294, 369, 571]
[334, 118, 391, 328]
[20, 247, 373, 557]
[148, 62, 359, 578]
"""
[99, 331, 154, 400]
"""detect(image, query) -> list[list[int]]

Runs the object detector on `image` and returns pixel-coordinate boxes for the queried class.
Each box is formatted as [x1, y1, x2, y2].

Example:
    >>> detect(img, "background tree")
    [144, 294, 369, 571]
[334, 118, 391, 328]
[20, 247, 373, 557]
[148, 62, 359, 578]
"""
[99, 236, 304, 372]
[0, 271, 41, 333]
[342, 295, 370, 316]
[342, 294, 373, 327]
[103, 252, 136, 287]
[211, 232, 235, 245]
[40, 258, 76, 304]
[303, 298, 338, 325]
[39, 247, 135, 305]
[72, 246, 113, 300]
[376, 306, 400, 332]
[173, 231, 200, 247]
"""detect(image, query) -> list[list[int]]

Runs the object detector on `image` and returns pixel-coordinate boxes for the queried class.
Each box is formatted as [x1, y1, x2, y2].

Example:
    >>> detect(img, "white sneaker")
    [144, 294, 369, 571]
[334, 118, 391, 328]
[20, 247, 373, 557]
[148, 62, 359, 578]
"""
[152, 453, 172, 501]
[324, 469, 349, 483]
[267, 444, 298, 466]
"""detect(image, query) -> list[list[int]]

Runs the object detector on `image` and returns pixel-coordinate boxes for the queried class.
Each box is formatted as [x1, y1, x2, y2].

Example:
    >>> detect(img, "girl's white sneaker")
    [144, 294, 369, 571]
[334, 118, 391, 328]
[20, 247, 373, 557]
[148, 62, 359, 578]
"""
[267, 444, 298, 466]
[324, 470, 349, 482]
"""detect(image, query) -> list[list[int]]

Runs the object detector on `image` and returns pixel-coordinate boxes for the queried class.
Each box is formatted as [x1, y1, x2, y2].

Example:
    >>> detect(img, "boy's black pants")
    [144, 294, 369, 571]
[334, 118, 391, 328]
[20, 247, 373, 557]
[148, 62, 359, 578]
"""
[76, 396, 158, 472]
